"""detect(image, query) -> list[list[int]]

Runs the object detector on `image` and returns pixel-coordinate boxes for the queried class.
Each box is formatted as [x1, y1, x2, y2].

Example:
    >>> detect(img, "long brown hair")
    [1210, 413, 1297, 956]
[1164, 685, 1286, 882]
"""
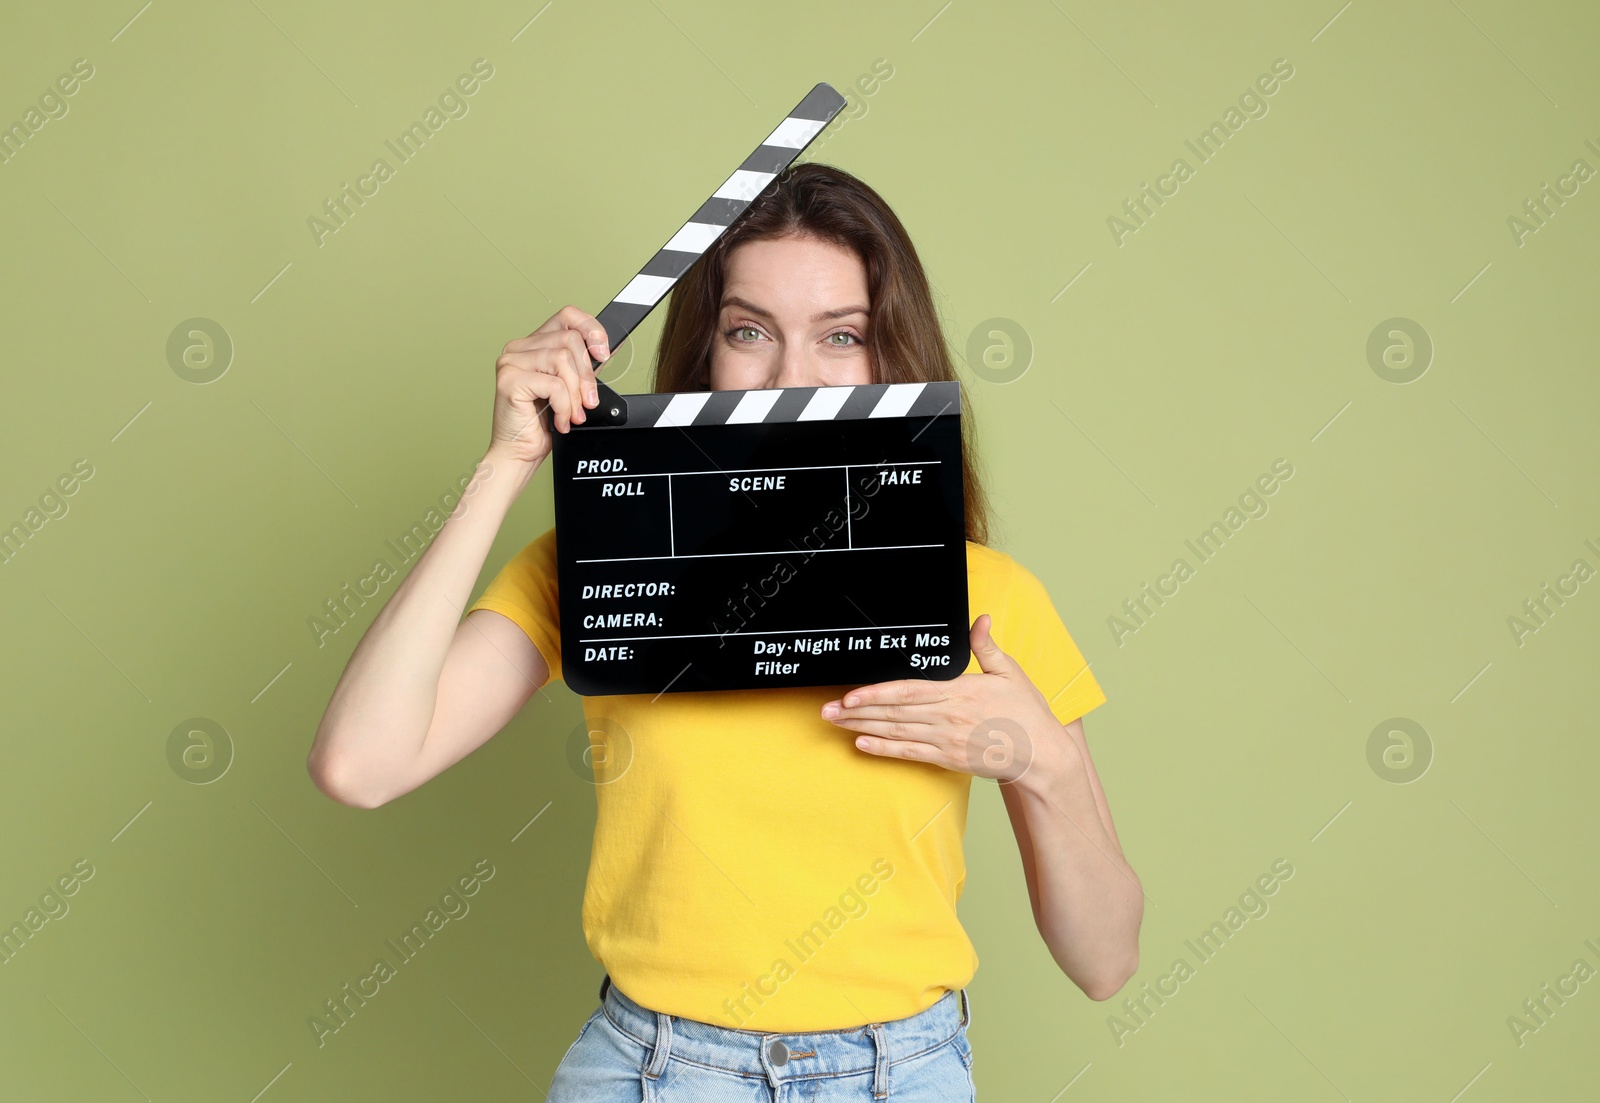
[650, 162, 991, 547]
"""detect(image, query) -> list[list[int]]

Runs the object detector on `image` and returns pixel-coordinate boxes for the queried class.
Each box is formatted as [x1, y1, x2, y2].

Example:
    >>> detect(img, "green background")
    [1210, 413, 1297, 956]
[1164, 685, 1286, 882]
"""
[2, 0, 1597, 1098]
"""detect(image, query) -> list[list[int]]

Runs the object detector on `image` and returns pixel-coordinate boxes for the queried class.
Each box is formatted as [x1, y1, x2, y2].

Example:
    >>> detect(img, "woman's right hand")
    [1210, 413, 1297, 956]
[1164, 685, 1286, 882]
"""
[486, 304, 612, 467]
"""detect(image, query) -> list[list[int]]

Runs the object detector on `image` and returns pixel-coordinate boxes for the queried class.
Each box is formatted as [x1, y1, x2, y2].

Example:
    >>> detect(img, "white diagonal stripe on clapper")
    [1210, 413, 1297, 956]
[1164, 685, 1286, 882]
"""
[663, 221, 726, 254]
[726, 389, 784, 424]
[655, 391, 713, 427]
[762, 116, 827, 149]
[612, 273, 677, 307]
[868, 382, 926, 417]
[713, 170, 776, 202]
[798, 386, 854, 420]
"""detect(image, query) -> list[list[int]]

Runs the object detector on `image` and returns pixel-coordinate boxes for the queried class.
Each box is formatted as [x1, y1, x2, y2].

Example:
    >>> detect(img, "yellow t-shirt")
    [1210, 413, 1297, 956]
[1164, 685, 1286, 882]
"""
[468, 525, 1106, 1031]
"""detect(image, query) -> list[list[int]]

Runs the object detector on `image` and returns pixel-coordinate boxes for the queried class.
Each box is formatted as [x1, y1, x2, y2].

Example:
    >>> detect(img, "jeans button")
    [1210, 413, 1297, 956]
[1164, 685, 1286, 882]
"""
[768, 1039, 789, 1066]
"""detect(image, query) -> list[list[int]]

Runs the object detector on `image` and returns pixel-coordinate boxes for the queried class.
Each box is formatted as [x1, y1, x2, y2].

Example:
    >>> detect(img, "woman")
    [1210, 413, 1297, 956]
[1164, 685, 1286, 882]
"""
[308, 163, 1142, 1100]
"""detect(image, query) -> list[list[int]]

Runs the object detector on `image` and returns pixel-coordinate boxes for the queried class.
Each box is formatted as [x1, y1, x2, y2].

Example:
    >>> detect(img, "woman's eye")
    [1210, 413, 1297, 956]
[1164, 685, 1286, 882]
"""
[734, 326, 762, 341]
[826, 332, 860, 346]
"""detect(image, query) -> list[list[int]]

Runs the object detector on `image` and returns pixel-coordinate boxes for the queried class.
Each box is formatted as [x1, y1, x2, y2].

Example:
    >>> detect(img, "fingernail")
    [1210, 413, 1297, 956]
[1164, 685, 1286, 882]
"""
[585, 384, 597, 406]
[821, 703, 839, 718]
[844, 695, 859, 707]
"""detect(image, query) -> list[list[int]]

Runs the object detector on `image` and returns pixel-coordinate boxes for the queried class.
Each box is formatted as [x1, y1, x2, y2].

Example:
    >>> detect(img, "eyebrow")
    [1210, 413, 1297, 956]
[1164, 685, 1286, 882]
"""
[720, 296, 869, 323]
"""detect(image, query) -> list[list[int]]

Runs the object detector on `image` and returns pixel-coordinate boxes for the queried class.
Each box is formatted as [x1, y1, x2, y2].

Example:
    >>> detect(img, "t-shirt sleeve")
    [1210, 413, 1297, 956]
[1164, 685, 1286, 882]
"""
[467, 525, 562, 682]
[1002, 561, 1106, 726]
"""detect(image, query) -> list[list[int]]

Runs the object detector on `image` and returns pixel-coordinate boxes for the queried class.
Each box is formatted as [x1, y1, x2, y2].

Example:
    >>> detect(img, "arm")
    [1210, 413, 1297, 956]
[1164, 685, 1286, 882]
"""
[819, 613, 1143, 1001]
[998, 713, 1144, 1001]
[305, 456, 548, 809]
[306, 305, 611, 808]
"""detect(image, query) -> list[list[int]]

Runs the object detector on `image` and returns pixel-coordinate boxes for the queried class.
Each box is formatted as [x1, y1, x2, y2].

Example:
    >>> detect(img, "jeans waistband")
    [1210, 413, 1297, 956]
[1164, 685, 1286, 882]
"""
[598, 974, 970, 1088]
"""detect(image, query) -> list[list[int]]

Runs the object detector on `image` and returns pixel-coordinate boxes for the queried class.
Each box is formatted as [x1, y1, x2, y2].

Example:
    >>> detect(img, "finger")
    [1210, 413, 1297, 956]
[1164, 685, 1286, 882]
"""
[497, 352, 567, 414]
[555, 330, 591, 423]
[497, 345, 567, 375]
[501, 351, 579, 433]
[502, 327, 609, 378]
[532, 305, 610, 363]
[969, 613, 1014, 676]
[829, 680, 951, 711]
[531, 303, 600, 338]
[502, 331, 572, 355]
[828, 717, 936, 741]
[823, 700, 938, 724]
[562, 327, 601, 409]
[520, 366, 574, 433]
[851, 734, 947, 764]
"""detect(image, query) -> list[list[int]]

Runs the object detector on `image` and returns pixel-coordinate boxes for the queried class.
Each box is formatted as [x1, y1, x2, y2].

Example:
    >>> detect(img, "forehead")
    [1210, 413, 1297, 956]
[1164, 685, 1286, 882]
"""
[720, 235, 867, 311]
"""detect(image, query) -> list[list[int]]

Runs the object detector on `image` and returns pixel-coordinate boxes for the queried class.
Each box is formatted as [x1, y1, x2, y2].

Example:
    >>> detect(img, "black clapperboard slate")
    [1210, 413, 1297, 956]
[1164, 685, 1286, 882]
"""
[547, 84, 970, 695]
[552, 383, 969, 695]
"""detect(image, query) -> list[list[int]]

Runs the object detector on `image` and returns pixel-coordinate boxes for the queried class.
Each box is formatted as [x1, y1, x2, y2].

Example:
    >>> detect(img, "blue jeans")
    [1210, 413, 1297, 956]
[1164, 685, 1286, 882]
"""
[547, 975, 976, 1101]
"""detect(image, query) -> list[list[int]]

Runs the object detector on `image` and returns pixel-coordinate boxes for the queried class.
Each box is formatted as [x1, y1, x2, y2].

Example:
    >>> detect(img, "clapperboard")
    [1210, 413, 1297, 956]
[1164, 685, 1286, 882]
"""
[549, 84, 970, 696]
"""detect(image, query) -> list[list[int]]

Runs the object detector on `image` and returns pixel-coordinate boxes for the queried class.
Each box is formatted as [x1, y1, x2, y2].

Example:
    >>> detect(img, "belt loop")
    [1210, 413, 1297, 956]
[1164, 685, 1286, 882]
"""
[959, 987, 971, 1028]
[869, 1022, 889, 1098]
[644, 1011, 673, 1080]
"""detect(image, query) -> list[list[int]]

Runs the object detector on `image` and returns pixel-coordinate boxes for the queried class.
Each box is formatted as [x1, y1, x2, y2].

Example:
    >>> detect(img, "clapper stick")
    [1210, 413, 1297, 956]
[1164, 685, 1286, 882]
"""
[581, 83, 848, 425]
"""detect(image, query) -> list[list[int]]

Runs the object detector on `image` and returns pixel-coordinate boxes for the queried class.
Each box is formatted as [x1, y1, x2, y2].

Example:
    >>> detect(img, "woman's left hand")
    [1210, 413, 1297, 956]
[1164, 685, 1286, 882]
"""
[820, 613, 1069, 783]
